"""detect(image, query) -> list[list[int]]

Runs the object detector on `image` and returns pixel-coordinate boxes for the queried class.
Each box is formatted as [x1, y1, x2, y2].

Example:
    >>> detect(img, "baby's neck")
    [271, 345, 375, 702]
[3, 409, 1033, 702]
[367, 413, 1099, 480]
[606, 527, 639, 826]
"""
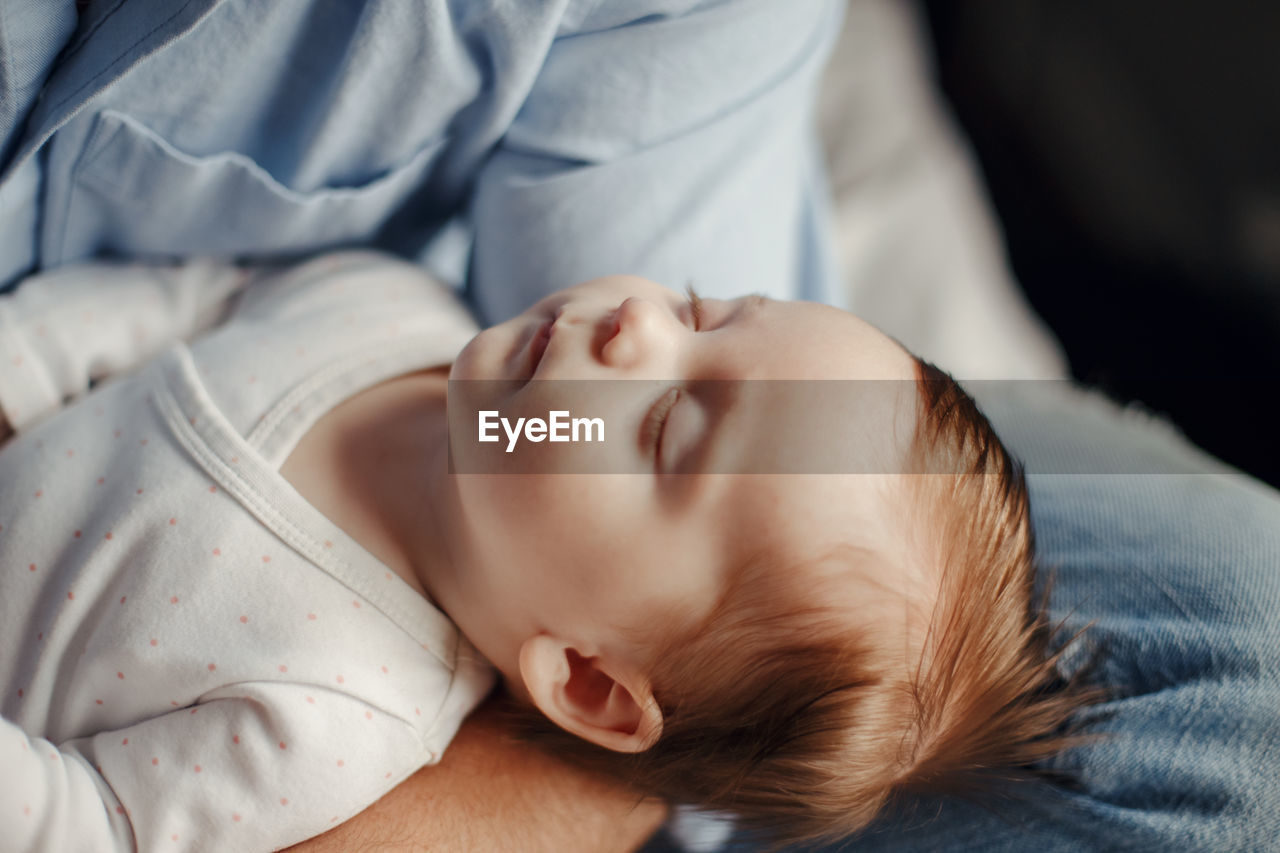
[279, 366, 454, 601]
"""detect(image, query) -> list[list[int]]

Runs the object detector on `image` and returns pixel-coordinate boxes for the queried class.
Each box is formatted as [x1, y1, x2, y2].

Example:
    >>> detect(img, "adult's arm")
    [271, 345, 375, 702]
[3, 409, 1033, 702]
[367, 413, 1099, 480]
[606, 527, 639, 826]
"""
[287, 698, 668, 853]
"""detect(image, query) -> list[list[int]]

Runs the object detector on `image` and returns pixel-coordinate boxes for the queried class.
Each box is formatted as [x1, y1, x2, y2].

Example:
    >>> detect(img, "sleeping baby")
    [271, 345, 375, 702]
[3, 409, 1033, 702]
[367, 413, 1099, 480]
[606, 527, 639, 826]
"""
[0, 252, 1095, 850]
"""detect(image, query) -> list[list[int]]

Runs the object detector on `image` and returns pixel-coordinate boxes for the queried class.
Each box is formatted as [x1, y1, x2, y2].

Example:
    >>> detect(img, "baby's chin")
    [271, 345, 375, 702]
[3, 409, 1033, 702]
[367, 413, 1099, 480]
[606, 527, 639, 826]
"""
[448, 332, 483, 382]
[449, 322, 510, 383]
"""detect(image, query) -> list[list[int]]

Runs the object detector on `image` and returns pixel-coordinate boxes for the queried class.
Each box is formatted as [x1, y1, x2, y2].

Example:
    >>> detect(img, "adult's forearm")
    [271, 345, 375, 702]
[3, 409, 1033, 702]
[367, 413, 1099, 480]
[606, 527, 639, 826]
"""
[286, 698, 667, 853]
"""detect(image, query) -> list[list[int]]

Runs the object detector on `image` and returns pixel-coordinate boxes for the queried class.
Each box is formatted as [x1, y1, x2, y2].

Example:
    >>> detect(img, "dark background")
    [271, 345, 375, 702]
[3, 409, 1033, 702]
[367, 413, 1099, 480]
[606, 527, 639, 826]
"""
[921, 0, 1280, 488]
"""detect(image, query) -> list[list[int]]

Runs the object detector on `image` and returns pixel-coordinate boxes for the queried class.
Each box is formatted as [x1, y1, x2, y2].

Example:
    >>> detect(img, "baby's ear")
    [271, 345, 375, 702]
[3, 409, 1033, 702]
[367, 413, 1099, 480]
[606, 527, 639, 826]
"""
[518, 634, 662, 753]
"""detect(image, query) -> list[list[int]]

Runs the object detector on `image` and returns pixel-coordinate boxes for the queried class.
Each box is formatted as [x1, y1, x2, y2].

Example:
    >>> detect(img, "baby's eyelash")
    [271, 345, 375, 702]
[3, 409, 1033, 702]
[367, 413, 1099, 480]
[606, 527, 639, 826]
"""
[685, 284, 704, 331]
[642, 386, 681, 462]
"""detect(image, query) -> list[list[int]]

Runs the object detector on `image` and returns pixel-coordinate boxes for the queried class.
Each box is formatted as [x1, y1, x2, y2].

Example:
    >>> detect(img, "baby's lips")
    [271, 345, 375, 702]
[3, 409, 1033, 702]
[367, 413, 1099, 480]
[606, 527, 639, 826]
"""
[527, 318, 554, 379]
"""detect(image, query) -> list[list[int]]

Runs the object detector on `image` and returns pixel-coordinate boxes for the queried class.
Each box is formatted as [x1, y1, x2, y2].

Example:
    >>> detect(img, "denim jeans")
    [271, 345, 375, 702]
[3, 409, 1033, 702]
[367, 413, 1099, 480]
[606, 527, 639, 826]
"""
[657, 382, 1280, 853]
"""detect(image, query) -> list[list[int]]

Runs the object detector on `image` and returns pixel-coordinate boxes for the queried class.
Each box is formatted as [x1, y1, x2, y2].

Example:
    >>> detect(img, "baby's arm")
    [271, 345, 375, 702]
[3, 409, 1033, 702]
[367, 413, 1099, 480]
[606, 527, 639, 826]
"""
[0, 259, 250, 433]
[0, 715, 122, 849]
[1, 683, 428, 852]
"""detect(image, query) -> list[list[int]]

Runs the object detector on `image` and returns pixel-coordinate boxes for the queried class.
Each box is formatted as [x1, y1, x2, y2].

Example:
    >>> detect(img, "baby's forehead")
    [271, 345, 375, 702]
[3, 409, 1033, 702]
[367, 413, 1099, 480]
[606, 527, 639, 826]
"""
[752, 298, 916, 379]
[710, 469, 917, 585]
[696, 379, 921, 477]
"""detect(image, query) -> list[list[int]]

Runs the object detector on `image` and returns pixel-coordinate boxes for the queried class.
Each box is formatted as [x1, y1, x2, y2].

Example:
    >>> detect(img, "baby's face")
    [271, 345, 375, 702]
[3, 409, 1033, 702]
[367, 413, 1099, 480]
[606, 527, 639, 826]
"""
[439, 276, 920, 682]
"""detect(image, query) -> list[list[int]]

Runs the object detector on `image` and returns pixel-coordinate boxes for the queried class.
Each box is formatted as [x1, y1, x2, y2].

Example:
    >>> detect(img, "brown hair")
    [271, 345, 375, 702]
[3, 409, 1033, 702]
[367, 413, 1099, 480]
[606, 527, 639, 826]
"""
[501, 359, 1101, 847]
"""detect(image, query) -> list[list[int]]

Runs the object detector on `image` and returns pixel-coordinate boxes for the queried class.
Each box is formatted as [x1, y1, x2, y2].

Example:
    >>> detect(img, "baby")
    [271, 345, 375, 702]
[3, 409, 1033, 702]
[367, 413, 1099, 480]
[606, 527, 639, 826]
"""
[0, 252, 1091, 851]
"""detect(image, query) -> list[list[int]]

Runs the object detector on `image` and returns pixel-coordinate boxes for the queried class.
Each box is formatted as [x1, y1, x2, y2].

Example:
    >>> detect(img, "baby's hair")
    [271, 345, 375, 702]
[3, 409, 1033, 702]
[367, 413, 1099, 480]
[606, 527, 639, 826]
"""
[502, 358, 1102, 847]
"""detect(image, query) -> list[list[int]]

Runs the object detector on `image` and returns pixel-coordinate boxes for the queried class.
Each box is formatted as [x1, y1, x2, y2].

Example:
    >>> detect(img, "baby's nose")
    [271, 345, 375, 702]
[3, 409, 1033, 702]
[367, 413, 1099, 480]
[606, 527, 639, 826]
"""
[601, 297, 667, 368]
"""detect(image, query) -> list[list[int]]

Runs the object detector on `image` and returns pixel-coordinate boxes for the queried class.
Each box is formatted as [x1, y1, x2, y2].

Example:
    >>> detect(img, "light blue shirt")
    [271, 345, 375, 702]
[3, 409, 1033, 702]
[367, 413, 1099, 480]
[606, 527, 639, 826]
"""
[0, 0, 843, 322]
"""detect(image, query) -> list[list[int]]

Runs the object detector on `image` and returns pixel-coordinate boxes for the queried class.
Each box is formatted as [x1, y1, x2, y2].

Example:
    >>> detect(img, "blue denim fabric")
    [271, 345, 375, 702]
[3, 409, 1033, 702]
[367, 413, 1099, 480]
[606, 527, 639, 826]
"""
[717, 383, 1280, 853]
[0, 0, 842, 320]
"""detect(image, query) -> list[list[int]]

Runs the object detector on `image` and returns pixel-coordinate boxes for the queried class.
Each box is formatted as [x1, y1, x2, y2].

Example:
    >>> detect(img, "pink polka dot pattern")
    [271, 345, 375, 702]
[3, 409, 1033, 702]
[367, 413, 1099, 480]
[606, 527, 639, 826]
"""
[0, 277, 484, 844]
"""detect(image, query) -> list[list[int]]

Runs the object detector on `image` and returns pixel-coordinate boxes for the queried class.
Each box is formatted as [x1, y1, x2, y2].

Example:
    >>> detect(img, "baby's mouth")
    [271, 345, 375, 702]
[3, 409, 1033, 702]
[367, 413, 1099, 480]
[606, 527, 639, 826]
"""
[526, 318, 554, 378]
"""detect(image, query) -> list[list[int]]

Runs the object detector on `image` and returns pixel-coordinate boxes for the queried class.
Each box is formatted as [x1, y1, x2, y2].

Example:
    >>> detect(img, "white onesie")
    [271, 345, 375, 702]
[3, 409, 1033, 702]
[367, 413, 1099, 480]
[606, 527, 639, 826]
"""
[0, 252, 495, 851]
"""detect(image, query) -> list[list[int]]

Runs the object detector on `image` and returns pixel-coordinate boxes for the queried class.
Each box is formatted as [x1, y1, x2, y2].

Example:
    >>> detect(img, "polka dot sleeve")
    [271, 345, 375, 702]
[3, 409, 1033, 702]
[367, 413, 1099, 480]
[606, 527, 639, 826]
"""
[0, 715, 126, 851]
[0, 259, 251, 433]
[1, 684, 433, 852]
